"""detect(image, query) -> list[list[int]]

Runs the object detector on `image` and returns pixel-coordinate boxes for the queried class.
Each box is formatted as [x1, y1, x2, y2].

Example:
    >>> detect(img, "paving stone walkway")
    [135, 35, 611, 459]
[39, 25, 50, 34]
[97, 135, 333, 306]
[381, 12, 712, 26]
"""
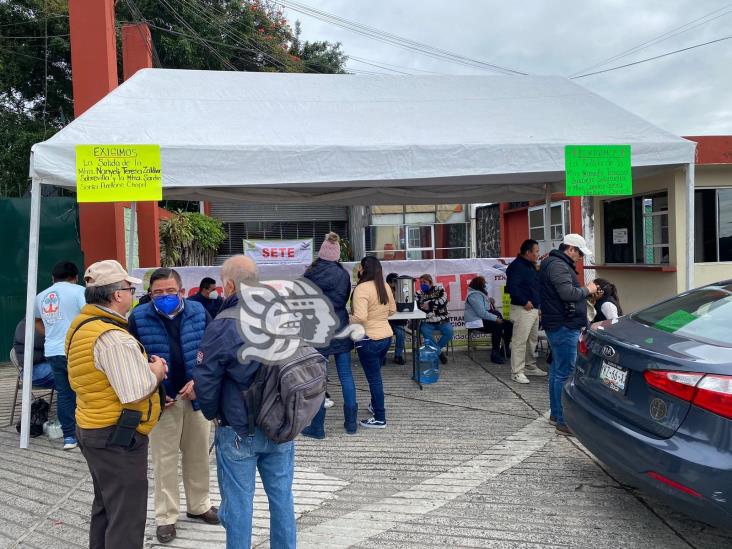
[1, 352, 730, 548]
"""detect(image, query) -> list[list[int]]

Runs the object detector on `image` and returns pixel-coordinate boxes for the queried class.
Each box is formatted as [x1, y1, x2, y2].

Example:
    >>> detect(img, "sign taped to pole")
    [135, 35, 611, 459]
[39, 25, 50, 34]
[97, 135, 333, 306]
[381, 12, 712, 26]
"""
[75, 144, 162, 202]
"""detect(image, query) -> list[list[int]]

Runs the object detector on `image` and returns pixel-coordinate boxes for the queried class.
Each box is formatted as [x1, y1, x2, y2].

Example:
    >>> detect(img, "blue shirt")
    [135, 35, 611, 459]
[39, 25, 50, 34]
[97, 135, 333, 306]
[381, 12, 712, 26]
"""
[34, 281, 86, 357]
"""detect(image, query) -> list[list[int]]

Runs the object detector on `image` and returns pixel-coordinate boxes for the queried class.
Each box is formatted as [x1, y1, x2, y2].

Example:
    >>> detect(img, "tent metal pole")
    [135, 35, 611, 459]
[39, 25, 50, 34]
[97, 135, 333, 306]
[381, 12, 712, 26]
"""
[686, 162, 695, 291]
[128, 202, 137, 270]
[20, 178, 42, 449]
[544, 184, 552, 253]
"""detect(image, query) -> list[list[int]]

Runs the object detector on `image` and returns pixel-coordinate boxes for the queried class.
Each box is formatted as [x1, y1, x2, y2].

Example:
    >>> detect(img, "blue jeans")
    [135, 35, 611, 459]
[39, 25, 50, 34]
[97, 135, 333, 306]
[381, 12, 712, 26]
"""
[421, 321, 454, 351]
[393, 324, 406, 358]
[22, 362, 55, 388]
[47, 355, 76, 438]
[356, 337, 392, 422]
[215, 426, 295, 549]
[545, 326, 581, 427]
[307, 352, 357, 435]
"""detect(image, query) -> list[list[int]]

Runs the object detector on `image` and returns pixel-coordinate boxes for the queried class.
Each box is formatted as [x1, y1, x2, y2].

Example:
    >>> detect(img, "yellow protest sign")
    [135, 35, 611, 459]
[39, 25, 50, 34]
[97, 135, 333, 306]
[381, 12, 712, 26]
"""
[502, 286, 511, 320]
[76, 145, 162, 202]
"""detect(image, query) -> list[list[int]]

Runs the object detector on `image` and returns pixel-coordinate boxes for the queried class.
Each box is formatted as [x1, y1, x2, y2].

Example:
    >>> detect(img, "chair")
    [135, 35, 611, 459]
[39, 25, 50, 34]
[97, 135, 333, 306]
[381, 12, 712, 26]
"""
[536, 329, 548, 356]
[9, 348, 55, 427]
[467, 328, 493, 359]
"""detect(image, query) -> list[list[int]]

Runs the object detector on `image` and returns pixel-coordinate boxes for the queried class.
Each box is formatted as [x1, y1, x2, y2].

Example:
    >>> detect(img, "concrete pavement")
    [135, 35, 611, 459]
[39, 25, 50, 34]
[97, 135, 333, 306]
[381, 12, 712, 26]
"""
[1, 351, 730, 548]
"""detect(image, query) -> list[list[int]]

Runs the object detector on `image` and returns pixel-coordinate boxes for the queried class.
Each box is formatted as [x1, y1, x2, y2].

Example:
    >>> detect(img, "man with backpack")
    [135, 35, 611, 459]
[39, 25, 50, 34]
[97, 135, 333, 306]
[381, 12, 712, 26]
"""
[194, 255, 297, 549]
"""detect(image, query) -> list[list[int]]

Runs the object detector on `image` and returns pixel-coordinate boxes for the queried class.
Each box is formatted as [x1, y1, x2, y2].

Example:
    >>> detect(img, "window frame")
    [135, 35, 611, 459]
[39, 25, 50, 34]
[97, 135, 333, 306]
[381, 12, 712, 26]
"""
[603, 190, 670, 266]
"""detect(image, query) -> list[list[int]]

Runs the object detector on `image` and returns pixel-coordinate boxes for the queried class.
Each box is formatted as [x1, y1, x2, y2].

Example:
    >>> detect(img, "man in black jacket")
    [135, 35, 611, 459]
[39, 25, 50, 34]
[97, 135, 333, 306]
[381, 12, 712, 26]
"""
[539, 234, 597, 436]
[506, 239, 546, 384]
[187, 277, 224, 318]
[193, 255, 296, 549]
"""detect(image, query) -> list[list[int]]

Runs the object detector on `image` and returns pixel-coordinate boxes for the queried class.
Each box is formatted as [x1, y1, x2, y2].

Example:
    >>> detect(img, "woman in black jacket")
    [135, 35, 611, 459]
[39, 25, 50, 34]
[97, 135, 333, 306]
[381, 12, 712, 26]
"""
[301, 233, 358, 437]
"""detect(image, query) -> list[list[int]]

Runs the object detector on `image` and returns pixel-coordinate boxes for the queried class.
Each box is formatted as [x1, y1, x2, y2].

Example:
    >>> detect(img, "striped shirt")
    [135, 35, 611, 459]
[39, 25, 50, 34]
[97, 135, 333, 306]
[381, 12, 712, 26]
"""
[93, 329, 158, 405]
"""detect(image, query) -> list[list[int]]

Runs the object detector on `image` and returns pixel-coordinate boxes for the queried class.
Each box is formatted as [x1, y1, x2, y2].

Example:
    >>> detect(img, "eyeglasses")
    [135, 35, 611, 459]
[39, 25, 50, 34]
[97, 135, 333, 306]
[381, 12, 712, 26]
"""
[117, 287, 136, 296]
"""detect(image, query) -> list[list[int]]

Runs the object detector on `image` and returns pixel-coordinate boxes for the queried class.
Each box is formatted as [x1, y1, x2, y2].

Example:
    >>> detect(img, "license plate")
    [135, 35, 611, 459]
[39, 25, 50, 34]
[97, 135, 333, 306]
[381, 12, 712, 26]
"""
[599, 360, 628, 392]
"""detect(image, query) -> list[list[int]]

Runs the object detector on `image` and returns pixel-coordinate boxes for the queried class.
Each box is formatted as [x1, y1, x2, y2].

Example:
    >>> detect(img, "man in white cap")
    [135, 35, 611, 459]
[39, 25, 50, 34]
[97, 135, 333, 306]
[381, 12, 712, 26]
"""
[538, 234, 597, 436]
[66, 260, 167, 549]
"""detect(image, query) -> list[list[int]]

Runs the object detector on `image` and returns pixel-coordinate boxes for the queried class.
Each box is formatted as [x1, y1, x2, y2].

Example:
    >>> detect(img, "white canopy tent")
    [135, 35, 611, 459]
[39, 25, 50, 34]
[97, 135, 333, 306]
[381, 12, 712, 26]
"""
[21, 69, 696, 446]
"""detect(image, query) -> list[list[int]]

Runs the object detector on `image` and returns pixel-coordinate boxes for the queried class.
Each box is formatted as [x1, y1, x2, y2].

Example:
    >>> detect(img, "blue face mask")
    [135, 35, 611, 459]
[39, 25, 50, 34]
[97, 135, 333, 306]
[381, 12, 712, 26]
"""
[420, 283, 431, 293]
[154, 294, 180, 316]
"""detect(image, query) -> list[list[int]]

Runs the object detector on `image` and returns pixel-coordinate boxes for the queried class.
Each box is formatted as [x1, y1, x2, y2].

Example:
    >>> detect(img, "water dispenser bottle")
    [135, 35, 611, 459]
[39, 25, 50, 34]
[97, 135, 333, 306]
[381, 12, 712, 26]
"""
[417, 342, 440, 384]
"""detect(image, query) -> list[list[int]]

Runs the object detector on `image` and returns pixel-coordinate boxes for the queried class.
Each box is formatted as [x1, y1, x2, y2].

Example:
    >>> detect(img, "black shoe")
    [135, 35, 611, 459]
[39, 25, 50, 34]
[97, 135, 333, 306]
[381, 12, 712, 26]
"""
[301, 427, 326, 440]
[556, 424, 574, 437]
[491, 353, 505, 364]
[394, 356, 406, 365]
[157, 524, 176, 544]
[439, 351, 448, 364]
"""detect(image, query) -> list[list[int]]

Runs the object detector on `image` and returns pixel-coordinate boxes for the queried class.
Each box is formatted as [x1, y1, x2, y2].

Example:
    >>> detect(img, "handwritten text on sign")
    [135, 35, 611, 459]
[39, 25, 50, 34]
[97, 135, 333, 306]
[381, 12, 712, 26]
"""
[565, 145, 632, 196]
[76, 145, 162, 202]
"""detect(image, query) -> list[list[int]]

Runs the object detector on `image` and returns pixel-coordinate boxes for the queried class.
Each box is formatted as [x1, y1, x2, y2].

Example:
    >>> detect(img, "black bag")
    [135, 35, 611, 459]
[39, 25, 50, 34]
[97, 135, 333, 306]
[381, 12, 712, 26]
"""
[16, 397, 50, 437]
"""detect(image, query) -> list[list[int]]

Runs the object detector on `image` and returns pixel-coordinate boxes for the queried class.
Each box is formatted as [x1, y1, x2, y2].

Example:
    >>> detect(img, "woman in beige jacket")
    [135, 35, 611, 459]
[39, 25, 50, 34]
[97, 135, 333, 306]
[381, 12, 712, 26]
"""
[350, 256, 396, 428]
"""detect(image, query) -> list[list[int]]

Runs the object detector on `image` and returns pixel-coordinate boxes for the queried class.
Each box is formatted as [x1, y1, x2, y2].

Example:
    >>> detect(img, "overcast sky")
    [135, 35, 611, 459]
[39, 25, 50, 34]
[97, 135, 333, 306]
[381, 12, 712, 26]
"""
[289, 0, 732, 136]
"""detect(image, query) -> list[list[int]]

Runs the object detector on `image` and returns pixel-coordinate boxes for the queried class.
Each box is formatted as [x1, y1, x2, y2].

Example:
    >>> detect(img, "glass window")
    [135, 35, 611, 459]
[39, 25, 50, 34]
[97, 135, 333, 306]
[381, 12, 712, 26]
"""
[405, 212, 436, 224]
[633, 283, 732, 347]
[719, 189, 732, 261]
[372, 213, 404, 225]
[603, 192, 669, 265]
[365, 226, 404, 260]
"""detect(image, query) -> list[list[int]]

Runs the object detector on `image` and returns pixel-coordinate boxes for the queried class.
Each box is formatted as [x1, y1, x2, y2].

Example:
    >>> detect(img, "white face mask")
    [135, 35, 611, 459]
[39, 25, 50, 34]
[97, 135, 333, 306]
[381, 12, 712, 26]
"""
[208, 290, 219, 300]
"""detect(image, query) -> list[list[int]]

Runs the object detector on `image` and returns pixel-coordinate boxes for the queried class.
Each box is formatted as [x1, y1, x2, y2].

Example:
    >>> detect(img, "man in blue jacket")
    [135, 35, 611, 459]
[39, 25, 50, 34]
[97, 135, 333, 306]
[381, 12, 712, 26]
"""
[506, 239, 546, 384]
[194, 255, 296, 549]
[128, 268, 218, 544]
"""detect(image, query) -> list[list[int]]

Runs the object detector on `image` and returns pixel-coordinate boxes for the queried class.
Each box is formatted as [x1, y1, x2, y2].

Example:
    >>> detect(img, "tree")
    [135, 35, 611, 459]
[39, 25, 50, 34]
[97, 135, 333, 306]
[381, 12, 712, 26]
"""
[0, 0, 348, 197]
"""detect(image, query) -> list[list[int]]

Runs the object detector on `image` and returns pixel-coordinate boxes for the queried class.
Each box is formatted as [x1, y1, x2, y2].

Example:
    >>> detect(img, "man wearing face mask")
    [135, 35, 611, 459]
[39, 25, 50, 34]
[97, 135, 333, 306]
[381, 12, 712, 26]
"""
[128, 268, 217, 544]
[188, 277, 224, 318]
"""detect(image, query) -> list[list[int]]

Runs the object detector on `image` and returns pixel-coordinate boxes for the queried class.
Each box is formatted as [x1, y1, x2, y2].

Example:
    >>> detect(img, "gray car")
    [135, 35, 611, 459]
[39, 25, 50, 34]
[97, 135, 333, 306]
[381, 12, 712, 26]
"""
[563, 280, 732, 528]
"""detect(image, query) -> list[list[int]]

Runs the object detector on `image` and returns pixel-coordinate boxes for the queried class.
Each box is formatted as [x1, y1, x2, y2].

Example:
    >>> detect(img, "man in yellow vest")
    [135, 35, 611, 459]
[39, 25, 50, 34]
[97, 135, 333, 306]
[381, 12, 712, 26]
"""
[67, 260, 167, 549]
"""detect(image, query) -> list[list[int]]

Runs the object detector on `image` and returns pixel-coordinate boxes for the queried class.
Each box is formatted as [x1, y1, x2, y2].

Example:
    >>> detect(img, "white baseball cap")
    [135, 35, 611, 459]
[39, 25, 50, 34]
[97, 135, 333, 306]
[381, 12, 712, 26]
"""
[563, 234, 592, 257]
[84, 260, 142, 287]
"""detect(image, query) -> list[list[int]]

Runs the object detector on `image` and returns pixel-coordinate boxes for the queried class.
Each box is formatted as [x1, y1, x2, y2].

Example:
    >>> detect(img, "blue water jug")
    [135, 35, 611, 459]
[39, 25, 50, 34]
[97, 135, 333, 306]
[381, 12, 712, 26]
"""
[417, 342, 440, 384]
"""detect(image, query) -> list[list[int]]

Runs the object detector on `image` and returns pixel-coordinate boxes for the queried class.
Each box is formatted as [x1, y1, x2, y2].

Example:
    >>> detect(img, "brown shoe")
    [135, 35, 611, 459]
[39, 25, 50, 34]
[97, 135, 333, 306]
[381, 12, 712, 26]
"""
[156, 524, 176, 544]
[186, 506, 220, 525]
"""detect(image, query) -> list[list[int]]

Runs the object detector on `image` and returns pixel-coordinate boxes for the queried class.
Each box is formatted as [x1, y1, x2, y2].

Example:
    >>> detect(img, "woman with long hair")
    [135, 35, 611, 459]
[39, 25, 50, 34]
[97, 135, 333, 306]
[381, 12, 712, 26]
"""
[350, 256, 396, 429]
[592, 278, 623, 321]
[301, 232, 357, 438]
[464, 276, 513, 364]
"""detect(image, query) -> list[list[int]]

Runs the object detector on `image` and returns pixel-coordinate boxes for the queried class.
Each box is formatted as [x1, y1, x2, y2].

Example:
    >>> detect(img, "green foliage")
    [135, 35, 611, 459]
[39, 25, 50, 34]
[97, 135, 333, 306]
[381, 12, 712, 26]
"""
[0, 0, 348, 197]
[339, 237, 354, 262]
[160, 211, 226, 266]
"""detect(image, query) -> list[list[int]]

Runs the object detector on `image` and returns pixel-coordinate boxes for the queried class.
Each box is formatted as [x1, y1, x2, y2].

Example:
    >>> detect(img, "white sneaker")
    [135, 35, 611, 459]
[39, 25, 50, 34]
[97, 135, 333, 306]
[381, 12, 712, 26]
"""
[324, 397, 334, 409]
[524, 366, 548, 377]
[511, 373, 530, 384]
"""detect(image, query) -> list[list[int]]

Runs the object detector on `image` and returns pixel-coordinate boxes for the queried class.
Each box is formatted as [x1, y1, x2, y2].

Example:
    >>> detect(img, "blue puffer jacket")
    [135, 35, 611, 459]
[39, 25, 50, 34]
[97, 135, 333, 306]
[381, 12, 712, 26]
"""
[193, 296, 261, 436]
[128, 300, 208, 411]
[303, 258, 354, 355]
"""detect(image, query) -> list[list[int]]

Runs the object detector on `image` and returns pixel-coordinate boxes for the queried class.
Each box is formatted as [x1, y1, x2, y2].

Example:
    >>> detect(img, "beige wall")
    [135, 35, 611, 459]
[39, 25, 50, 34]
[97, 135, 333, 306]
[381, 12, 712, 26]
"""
[592, 164, 732, 312]
[593, 269, 678, 314]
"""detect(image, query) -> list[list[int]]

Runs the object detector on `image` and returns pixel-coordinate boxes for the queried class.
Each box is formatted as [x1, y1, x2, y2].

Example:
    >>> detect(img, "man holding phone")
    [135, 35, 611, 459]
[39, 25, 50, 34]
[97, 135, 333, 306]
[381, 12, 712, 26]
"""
[67, 260, 167, 549]
[128, 268, 217, 544]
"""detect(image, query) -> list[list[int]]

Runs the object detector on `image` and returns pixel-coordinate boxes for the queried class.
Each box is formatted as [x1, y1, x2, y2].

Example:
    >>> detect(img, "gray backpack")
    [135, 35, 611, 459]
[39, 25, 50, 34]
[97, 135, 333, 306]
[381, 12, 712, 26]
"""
[217, 308, 328, 443]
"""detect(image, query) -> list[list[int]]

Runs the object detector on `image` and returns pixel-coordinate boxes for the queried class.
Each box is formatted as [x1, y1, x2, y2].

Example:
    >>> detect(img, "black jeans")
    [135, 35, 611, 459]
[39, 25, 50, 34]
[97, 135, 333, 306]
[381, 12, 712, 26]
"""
[77, 426, 149, 549]
[478, 319, 513, 354]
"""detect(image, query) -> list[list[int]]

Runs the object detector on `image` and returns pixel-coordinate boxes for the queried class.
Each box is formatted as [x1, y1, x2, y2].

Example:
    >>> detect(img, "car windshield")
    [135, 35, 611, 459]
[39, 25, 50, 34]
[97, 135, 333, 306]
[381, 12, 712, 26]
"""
[633, 283, 732, 348]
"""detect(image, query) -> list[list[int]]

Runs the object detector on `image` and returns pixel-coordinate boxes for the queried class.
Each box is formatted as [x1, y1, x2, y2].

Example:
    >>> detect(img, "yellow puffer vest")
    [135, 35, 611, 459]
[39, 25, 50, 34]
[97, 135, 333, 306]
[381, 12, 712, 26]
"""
[66, 305, 161, 435]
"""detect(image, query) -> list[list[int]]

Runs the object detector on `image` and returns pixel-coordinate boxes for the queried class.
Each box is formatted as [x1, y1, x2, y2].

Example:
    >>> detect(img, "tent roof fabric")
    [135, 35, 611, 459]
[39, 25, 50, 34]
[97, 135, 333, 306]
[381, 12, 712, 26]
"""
[30, 69, 696, 205]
